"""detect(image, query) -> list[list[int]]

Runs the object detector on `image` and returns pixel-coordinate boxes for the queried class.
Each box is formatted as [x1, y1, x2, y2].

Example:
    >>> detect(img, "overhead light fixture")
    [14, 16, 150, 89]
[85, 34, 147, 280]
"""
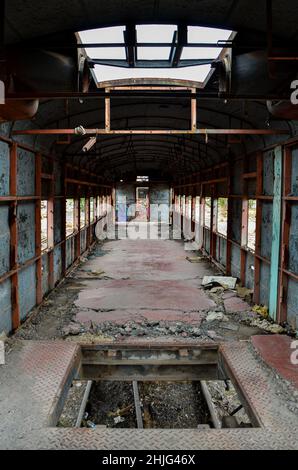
[74, 125, 86, 135]
[82, 136, 97, 152]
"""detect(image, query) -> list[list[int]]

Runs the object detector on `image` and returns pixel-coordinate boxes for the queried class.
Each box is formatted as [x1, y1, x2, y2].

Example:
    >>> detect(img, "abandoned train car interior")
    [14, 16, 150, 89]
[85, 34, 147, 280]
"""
[0, 0, 298, 454]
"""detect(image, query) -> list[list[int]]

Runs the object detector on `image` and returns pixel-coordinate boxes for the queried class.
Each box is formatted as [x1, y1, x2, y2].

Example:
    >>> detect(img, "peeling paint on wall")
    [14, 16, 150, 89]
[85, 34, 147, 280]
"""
[19, 264, 36, 321]
[17, 202, 35, 264]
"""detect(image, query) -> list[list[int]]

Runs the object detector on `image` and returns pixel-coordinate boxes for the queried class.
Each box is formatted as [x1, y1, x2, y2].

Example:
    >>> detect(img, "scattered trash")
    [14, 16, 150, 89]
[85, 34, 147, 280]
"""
[0, 331, 8, 342]
[86, 420, 96, 428]
[219, 323, 239, 332]
[206, 311, 225, 322]
[202, 276, 237, 289]
[114, 416, 125, 424]
[62, 323, 82, 336]
[236, 286, 253, 302]
[186, 256, 203, 263]
[250, 318, 285, 334]
[210, 286, 225, 294]
[108, 404, 133, 417]
[252, 304, 269, 318]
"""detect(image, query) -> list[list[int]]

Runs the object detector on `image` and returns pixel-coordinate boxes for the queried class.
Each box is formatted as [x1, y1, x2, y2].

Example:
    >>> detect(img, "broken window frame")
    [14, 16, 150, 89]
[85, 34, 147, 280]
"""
[216, 197, 228, 237]
[242, 198, 257, 252]
[204, 196, 212, 229]
[40, 200, 48, 251]
[80, 198, 87, 228]
[66, 198, 75, 237]
[89, 196, 96, 224]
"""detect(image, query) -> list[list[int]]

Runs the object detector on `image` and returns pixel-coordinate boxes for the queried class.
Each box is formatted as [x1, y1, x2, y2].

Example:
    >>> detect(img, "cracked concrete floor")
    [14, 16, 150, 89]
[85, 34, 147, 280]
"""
[14, 238, 264, 343]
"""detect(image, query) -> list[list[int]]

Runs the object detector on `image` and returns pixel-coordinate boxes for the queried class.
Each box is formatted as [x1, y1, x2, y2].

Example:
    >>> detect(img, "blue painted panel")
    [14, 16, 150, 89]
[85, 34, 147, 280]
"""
[0, 205, 10, 276]
[230, 199, 242, 243]
[260, 202, 272, 259]
[287, 278, 298, 331]
[42, 253, 49, 295]
[288, 203, 298, 274]
[0, 140, 10, 196]
[217, 237, 226, 267]
[18, 264, 36, 320]
[231, 244, 241, 279]
[66, 237, 75, 268]
[204, 228, 210, 254]
[0, 279, 12, 333]
[17, 202, 35, 264]
[263, 149, 274, 196]
[260, 262, 270, 307]
[291, 147, 298, 196]
[269, 146, 282, 320]
[80, 229, 87, 252]
[245, 252, 255, 290]
[17, 148, 35, 196]
[54, 246, 62, 285]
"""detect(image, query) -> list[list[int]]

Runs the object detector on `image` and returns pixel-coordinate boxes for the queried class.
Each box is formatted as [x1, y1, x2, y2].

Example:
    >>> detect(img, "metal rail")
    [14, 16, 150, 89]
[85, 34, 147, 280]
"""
[75, 380, 93, 428]
[132, 381, 144, 429]
[200, 380, 222, 429]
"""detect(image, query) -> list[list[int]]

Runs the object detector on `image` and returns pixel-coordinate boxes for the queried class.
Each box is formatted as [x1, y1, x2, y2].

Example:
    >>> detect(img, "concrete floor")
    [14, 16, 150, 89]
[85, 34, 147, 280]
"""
[74, 239, 217, 326]
[15, 236, 263, 343]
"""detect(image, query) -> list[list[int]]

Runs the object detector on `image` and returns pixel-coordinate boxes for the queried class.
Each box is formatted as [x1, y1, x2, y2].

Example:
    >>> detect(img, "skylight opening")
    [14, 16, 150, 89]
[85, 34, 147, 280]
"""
[181, 47, 219, 60]
[136, 24, 176, 43]
[137, 47, 170, 60]
[94, 64, 212, 82]
[187, 26, 232, 44]
[78, 24, 233, 83]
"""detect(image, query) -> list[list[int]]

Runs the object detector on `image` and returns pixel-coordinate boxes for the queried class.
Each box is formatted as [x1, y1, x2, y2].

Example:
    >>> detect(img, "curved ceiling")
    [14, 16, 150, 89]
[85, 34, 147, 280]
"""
[4, 0, 298, 44]
[16, 85, 293, 181]
[4, 1, 298, 182]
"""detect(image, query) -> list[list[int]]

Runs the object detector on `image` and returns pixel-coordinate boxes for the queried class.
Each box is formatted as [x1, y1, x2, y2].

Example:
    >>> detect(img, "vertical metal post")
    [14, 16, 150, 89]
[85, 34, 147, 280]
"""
[191, 88, 197, 132]
[60, 162, 66, 276]
[278, 147, 291, 323]
[253, 151, 263, 304]
[35, 153, 42, 304]
[47, 163, 55, 290]
[9, 142, 20, 329]
[105, 88, 111, 132]
[269, 145, 282, 321]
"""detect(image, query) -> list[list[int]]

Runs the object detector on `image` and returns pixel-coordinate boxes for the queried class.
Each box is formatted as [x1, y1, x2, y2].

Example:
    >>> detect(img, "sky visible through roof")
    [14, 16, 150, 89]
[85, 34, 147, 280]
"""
[79, 25, 232, 83]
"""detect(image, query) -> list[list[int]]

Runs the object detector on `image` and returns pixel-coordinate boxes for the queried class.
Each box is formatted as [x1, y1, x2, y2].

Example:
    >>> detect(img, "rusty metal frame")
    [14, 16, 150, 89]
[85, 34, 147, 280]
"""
[12, 128, 288, 136]
[0, 136, 113, 331]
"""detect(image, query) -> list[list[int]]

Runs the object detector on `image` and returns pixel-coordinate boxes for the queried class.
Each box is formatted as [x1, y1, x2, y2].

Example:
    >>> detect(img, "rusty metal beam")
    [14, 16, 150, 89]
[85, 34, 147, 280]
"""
[12, 128, 289, 136]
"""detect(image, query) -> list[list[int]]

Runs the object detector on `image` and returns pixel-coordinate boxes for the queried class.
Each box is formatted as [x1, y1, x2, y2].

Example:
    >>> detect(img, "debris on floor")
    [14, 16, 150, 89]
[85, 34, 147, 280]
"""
[186, 256, 204, 263]
[85, 381, 210, 429]
[206, 380, 251, 427]
[236, 286, 253, 303]
[249, 318, 285, 334]
[252, 304, 269, 318]
[205, 311, 228, 322]
[202, 276, 237, 289]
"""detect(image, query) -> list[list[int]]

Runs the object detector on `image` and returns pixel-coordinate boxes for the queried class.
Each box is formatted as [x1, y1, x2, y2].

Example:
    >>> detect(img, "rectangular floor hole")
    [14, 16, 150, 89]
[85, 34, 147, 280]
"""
[58, 379, 252, 429]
